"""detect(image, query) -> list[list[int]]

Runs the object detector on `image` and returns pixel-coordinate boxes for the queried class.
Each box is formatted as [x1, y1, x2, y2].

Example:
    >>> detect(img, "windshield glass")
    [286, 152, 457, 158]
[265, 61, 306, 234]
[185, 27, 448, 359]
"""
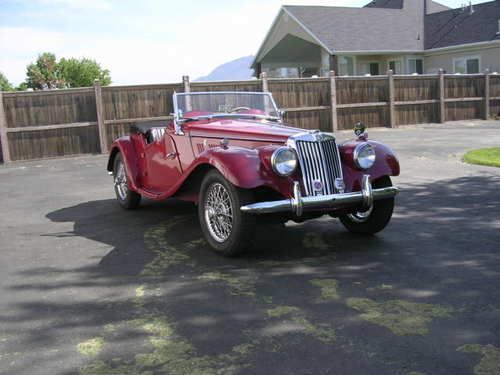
[174, 92, 280, 120]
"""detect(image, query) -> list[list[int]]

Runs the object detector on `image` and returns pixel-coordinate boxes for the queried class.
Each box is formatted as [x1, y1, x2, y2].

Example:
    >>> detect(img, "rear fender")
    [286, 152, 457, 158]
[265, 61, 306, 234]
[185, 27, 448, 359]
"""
[107, 137, 141, 192]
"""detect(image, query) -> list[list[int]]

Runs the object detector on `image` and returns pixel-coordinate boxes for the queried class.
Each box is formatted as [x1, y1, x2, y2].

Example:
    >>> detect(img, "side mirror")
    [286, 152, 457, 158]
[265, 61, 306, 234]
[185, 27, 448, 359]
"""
[278, 109, 286, 121]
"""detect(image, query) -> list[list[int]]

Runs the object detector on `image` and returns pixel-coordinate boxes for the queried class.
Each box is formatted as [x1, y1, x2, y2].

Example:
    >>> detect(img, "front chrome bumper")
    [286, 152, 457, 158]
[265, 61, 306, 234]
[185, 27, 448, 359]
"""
[240, 175, 399, 217]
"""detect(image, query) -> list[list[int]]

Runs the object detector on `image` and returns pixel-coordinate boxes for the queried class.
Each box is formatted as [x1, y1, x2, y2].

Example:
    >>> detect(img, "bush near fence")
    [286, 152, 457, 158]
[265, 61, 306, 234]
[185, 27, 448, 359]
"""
[0, 71, 499, 162]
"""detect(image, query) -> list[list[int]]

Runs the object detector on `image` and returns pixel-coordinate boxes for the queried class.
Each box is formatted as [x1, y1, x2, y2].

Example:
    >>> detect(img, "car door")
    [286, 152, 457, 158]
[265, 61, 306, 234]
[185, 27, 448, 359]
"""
[143, 130, 182, 192]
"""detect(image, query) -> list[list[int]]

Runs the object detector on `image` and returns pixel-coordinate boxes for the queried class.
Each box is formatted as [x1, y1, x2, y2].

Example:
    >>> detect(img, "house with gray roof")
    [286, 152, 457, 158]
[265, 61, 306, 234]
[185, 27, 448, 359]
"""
[252, 0, 500, 77]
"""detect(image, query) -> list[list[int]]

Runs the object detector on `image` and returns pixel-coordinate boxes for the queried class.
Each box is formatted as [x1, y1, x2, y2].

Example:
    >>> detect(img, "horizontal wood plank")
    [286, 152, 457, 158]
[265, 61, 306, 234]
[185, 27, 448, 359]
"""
[283, 106, 331, 112]
[4, 88, 93, 97]
[337, 102, 387, 109]
[104, 116, 173, 125]
[7, 122, 98, 133]
[444, 97, 484, 103]
[395, 99, 439, 105]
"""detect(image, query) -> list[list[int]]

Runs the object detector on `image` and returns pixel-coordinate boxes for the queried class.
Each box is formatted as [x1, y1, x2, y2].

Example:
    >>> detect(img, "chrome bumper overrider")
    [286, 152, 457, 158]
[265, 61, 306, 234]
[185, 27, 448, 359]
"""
[240, 175, 399, 217]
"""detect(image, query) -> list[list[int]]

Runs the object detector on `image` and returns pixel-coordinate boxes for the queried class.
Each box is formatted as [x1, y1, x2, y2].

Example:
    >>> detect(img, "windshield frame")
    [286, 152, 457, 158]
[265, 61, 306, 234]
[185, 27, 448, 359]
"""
[172, 91, 282, 134]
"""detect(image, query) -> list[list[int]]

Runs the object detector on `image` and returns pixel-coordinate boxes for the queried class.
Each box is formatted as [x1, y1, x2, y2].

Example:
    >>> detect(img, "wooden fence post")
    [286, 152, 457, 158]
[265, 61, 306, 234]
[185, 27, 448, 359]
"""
[93, 80, 108, 154]
[0, 90, 11, 163]
[329, 71, 338, 132]
[182, 75, 192, 111]
[387, 70, 396, 128]
[439, 69, 446, 123]
[260, 72, 269, 92]
[484, 69, 491, 120]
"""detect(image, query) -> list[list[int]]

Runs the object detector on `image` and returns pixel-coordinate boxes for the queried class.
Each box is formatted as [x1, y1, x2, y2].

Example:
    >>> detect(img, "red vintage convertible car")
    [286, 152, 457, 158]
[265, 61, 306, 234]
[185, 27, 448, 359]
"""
[107, 91, 399, 256]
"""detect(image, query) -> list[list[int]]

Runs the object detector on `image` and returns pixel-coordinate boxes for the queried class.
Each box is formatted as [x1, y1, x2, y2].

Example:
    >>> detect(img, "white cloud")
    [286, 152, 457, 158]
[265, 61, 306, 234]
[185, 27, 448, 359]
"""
[46, 0, 112, 10]
[11, 0, 112, 11]
[0, 27, 67, 84]
[0, 0, 383, 85]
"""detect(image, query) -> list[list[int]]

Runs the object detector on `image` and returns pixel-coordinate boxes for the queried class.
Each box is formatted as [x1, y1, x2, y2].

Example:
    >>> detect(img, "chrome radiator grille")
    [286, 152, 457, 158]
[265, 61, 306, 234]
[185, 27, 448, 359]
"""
[294, 139, 343, 196]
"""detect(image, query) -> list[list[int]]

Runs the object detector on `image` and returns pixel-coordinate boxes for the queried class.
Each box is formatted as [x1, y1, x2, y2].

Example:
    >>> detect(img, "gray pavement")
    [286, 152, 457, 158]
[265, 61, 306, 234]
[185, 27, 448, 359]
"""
[0, 121, 499, 375]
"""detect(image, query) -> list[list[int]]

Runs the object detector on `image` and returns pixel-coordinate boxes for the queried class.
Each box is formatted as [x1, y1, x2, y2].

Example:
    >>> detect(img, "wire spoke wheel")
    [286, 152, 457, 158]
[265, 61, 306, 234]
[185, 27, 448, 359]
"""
[204, 183, 234, 243]
[114, 161, 128, 201]
[112, 153, 141, 210]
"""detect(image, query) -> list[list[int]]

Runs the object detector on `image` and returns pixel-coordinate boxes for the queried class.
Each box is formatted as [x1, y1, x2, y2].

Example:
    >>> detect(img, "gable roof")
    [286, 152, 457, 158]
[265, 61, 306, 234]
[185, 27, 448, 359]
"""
[364, 0, 404, 9]
[364, 0, 450, 13]
[282, 4, 424, 53]
[425, 0, 500, 49]
[426, 1, 451, 14]
[253, 0, 500, 68]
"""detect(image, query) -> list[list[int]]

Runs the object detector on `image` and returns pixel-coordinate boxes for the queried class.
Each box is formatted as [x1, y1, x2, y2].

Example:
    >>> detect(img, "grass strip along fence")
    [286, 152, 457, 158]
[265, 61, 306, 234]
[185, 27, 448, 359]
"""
[1, 70, 499, 163]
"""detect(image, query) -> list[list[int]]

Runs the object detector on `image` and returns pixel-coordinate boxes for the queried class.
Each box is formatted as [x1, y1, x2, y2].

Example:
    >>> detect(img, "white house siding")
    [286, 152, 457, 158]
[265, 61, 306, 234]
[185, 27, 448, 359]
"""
[424, 43, 500, 74]
[352, 55, 424, 75]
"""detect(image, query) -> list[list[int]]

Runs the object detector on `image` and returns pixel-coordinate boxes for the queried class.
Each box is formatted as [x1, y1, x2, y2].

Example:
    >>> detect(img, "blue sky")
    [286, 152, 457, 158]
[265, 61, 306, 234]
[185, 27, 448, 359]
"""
[0, 0, 486, 85]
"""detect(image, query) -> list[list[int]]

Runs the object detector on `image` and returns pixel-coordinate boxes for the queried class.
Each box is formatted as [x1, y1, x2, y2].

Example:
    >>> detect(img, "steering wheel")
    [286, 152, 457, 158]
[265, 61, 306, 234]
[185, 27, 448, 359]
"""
[229, 107, 251, 113]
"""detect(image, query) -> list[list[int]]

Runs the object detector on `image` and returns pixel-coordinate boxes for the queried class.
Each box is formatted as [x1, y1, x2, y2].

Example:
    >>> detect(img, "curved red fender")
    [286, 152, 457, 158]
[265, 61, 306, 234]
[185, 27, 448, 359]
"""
[339, 140, 400, 192]
[185, 145, 295, 198]
[107, 137, 142, 192]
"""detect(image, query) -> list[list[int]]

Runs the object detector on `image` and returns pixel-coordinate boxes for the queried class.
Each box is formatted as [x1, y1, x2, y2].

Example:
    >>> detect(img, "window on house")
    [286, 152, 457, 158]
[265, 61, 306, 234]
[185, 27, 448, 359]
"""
[299, 67, 320, 78]
[360, 62, 380, 76]
[369, 63, 380, 76]
[338, 56, 354, 76]
[408, 59, 423, 74]
[453, 57, 480, 74]
[389, 60, 403, 74]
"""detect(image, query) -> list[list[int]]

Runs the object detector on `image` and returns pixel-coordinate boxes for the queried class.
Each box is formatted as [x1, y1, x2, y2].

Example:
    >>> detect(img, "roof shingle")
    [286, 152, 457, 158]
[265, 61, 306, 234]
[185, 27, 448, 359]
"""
[425, 0, 500, 49]
[283, 4, 424, 52]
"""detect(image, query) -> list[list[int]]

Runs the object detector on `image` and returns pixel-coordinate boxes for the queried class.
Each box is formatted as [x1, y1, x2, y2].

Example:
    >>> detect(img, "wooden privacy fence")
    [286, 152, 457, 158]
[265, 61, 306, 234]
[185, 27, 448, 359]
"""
[1, 70, 499, 163]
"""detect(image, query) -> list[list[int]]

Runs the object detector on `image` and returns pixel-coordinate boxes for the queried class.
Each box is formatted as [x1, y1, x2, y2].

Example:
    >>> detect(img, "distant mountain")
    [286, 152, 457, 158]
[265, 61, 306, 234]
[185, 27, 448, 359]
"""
[196, 55, 255, 82]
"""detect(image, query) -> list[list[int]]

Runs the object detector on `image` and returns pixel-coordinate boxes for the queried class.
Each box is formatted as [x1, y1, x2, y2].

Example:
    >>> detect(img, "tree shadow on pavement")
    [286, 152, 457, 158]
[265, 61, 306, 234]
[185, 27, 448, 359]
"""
[1, 174, 500, 375]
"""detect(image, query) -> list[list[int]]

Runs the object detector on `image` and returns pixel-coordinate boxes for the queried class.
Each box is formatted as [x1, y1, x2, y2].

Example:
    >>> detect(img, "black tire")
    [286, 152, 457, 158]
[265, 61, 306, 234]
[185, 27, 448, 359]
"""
[198, 170, 256, 257]
[113, 153, 141, 210]
[339, 176, 394, 235]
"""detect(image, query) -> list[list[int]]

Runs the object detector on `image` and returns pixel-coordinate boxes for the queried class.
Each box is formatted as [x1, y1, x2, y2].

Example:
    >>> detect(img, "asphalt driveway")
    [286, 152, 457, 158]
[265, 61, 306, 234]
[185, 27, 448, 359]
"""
[0, 121, 499, 375]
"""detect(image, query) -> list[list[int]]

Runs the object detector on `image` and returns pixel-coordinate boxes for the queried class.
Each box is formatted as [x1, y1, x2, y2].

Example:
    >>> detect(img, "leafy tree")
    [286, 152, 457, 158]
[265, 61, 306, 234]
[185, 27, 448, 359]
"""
[26, 52, 65, 90]
[0, 72, 14, 91]
[58, 57, 111, 87]
[24, 53, 112, 90]
[16, 82, 28, 91]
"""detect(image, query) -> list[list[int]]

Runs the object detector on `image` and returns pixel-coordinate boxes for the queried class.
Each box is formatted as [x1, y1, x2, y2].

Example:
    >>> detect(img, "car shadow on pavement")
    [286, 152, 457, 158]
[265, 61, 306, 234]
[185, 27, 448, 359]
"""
[2, 174, 500, 375]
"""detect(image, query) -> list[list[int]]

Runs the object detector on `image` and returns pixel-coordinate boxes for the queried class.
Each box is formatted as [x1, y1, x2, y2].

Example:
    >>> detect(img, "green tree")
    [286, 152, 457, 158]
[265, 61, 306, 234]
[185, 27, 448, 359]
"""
[24, 53, 112, 90]
[26, 52, 65, 90]
[58, 57, 111, 87]
[16, 82, 28, 91]
[0, 72, 14, 91]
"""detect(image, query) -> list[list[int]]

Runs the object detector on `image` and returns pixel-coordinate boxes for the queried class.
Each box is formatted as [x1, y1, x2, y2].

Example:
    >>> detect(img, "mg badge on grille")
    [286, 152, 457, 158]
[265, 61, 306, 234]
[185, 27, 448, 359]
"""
[313, 180, 324, 193]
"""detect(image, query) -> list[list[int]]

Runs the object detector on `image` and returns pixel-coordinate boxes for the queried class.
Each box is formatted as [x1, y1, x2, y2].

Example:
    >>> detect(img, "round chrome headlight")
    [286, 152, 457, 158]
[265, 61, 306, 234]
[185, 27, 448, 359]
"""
[271, 147, 298, 176]
[354, 143, 376, 170]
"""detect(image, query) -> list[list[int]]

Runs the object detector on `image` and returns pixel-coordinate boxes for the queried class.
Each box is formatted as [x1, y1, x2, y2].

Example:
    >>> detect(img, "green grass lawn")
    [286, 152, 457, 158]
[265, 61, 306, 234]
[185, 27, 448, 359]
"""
[463, 147, 500, 168]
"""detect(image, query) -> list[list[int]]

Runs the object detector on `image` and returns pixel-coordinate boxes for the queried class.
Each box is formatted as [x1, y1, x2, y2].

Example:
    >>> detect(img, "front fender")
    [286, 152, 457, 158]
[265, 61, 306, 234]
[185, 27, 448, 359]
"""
[107, 136, 141, 192]
[340, 140, 400, 192]
[193, 145, 294, 196]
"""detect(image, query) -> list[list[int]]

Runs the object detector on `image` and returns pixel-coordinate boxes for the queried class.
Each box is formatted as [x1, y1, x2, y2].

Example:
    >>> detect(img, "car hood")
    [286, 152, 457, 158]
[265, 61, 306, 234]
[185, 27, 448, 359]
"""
[186, 118, 302, 144]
